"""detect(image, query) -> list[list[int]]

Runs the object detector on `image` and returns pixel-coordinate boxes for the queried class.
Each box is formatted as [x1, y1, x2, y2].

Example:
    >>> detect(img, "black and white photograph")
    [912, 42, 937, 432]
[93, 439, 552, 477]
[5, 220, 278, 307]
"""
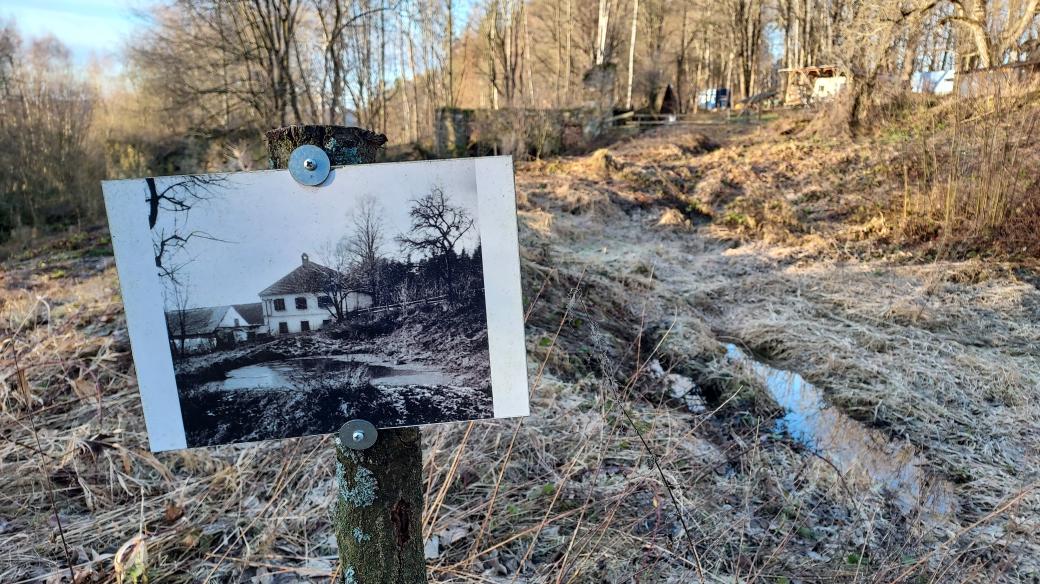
[103, 158, 527, 450]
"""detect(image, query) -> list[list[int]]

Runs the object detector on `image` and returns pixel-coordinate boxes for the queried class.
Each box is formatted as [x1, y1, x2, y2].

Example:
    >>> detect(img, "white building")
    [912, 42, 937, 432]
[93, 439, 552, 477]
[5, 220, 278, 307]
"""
[165, 305, 252, 354]
[911, 70, 956, 95]
[258, 253, 373, 335]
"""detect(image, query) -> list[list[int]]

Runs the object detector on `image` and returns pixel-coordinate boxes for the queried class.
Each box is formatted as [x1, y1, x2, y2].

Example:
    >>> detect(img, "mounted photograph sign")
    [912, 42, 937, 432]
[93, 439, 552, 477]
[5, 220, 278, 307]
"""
[103, 156, 528, 451]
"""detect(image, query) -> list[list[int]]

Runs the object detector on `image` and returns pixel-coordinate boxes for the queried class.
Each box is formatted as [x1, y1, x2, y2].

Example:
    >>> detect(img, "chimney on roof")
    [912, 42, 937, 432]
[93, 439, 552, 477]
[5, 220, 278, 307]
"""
[302, 253, 310, 265]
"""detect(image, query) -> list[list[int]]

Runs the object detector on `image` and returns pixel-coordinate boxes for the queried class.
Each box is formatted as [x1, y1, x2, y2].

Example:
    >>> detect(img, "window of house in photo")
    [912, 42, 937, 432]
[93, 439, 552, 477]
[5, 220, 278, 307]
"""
[273, 298, 286, 311]
[317, 295, 332, 308]
[300, 320, 310, 332]
[295, 297, 307, 310]
[322, 319, 331, 327]
[278, 322, 289, 333]
[234, 318, 240, 326]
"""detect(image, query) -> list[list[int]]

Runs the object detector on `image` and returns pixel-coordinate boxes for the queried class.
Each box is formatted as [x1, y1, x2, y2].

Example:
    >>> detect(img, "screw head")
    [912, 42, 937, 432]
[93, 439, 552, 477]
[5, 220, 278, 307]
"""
[339, 419, 377, 450]
[288, 145, 331, 186]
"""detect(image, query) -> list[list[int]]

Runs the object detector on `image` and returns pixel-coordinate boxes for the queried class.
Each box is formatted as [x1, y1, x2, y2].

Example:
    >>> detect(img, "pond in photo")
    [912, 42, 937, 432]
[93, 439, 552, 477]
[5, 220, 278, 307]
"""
[215, 356, 455, 391]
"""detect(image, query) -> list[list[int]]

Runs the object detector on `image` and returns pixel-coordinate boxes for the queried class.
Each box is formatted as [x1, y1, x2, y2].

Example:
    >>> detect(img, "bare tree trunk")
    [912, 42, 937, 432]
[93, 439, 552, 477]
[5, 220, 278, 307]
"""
[676, 3, 689, 113]
[523, 2, 534, 105]
[380, 0, 388, 133]
[554, 0, 563, 106]
[564, 0, 573, 103]
[446, 0, 455, 107]
[596, 0, 610, 65]
[265, 125, 425, 584]
[397, 7, 414, 142]
[625, 0, 639, 110]
[405, 6, 422, 140]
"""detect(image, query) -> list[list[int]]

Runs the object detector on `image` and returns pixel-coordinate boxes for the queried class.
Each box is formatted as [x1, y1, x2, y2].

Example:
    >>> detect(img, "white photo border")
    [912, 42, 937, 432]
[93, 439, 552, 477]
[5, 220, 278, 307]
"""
[103, 156, 529, 452]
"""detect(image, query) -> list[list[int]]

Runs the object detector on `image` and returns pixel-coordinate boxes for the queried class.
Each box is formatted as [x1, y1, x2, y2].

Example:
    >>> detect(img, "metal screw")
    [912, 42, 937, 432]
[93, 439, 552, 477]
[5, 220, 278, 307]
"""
[303, 158, 318, 171]
[351, 430, 365, 443]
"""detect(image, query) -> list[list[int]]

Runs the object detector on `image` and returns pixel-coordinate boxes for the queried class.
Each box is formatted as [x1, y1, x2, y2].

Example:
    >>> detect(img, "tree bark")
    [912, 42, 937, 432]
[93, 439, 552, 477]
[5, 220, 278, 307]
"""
[266, 125, 387, 168]
[625, 0, 639, 110]
[334, 427, 426, 583]
[265, 125, 427, 584]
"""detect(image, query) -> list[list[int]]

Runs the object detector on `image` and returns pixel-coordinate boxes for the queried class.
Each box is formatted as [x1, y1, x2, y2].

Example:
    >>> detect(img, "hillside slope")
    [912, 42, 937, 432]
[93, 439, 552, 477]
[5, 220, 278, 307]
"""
[2, 118, 1039, 582]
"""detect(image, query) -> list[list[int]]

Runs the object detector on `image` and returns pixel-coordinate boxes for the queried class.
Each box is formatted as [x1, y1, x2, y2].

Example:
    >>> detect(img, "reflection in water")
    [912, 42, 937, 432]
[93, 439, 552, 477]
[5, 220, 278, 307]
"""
[223, 364, 293, 390]
[220, 356, 454, 391]
[725, 344, 955, 521]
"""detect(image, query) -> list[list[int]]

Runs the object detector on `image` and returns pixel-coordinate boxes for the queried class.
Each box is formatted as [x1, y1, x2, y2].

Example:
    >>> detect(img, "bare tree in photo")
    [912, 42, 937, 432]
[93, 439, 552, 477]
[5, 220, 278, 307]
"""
[147, 175, 229, 282]
[397, 186, 474, 300]
[317, 239, 366, 322]
[164, 276, 193, 357]
[339, 196, 386, 302]
[322, 269, 366, 322]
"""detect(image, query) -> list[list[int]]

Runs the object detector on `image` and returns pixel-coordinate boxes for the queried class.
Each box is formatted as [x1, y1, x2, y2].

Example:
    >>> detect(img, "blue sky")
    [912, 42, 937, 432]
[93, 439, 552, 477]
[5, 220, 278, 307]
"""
[1, 0, 140, 64]
[1, 1, 480, 67]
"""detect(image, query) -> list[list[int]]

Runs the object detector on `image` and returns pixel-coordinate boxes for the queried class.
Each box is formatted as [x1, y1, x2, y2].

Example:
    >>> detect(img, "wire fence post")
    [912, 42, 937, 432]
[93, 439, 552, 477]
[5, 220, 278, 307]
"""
[266, 125, 428, 584]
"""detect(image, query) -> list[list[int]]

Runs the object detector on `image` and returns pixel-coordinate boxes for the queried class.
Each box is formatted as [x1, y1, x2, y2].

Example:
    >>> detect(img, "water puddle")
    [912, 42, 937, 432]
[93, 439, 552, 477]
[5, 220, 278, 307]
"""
[219, 356, 454, 391]
[725, 344, 956, 522]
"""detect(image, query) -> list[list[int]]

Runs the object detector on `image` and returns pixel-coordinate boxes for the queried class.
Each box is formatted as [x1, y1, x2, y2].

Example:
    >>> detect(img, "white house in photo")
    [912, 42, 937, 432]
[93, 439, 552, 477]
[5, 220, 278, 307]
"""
[165, 305, 253, 354]
[258, 253, 373, 335]
[232, 303, 265, 333]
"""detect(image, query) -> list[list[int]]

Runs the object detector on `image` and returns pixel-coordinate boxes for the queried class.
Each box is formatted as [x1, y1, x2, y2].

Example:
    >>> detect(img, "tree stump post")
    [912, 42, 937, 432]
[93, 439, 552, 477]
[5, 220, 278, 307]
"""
[265, 125, 428, 584]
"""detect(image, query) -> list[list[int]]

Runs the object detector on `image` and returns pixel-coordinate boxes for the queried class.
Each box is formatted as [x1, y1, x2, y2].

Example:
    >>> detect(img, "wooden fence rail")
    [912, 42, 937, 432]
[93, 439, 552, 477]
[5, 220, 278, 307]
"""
[354, 294, 449, 315]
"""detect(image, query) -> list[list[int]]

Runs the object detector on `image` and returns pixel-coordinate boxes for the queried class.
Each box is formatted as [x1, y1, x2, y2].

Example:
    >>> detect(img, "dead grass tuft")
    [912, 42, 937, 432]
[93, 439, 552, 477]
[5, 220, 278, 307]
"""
[656, 208, 691, 229]
[566, 148, 622, 182]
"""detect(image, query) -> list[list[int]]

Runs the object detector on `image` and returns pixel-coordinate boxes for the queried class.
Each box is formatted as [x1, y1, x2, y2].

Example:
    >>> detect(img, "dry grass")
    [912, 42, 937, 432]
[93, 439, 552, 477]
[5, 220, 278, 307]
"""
[708, 250, 1040, 572]
[896, 85, 1040, 257]
[4, 117, 1039, 583]
[1, 242, 885, 583]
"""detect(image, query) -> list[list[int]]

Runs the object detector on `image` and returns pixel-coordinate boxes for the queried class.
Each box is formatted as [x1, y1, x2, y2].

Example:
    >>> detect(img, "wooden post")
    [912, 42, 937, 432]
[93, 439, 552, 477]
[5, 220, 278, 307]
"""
[265, 125, 428, 584]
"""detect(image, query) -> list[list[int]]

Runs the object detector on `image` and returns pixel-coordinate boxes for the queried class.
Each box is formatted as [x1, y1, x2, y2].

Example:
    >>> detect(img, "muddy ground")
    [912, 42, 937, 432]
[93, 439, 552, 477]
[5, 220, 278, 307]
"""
[173, 302, 494, 447]
[2, 116, 1038, 582]
[514, 119, 1040, 581]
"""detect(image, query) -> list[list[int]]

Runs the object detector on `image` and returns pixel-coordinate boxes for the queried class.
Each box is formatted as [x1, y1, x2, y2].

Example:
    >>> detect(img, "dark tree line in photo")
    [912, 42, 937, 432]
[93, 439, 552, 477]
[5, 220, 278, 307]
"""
[318, 187, 483, 322]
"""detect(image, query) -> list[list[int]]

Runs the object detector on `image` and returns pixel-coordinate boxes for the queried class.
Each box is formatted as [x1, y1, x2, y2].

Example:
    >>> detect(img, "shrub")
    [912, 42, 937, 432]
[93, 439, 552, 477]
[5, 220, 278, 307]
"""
[894, 83, 1040, 256]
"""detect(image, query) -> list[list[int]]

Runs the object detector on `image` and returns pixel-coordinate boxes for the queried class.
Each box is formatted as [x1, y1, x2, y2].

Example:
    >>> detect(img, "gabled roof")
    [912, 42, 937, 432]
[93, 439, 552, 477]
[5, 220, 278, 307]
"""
[232, 303, 264, 326]
[259, 260, 347, 296]
[259, 254, 360, 296]
[166, 306, 233, 337]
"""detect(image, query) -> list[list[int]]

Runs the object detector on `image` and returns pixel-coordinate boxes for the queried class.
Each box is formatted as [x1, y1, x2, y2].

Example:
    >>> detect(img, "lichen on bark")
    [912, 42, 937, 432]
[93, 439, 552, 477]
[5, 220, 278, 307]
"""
[333, 428, 426, 583]
[264, 125, 386, 169]
[338, 463, 377, 508]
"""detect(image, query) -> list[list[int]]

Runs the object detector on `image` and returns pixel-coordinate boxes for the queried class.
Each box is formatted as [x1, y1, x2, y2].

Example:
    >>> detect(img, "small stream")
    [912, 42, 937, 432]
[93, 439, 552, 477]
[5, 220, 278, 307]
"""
[725, 344, 956, 522]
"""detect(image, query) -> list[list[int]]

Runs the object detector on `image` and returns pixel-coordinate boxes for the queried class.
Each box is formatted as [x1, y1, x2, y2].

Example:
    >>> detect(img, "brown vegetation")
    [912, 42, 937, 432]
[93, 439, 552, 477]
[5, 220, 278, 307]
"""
[5, 113, 1040, 580]
[2, 0, 1039, 580]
